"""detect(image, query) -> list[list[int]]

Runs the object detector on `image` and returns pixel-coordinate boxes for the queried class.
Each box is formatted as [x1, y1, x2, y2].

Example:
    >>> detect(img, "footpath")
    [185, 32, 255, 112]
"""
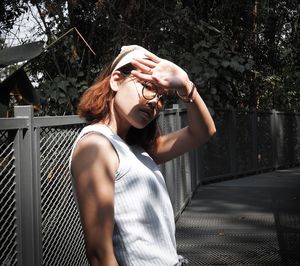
[176, 167, 300, 266]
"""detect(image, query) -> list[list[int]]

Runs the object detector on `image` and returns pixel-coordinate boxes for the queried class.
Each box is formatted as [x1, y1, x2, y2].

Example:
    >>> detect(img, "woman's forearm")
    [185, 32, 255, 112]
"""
[184, 82, 216, 144]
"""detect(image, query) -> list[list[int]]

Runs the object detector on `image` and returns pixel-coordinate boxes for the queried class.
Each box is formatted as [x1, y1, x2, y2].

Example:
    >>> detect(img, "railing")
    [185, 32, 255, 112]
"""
[0, 105, 299, 266]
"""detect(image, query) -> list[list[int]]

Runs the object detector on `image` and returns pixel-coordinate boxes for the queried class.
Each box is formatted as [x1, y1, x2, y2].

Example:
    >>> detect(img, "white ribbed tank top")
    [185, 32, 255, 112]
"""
[70, 124, 179, 266]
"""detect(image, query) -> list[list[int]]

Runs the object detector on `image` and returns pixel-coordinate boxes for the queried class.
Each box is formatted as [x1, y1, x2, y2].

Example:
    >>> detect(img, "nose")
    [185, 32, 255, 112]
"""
[147, 95, 164, 111]
[147, 96, 159, 106]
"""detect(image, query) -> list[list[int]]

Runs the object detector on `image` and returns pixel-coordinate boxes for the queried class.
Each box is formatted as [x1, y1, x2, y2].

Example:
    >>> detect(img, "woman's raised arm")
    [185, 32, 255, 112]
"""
[131, 53, 216, 164]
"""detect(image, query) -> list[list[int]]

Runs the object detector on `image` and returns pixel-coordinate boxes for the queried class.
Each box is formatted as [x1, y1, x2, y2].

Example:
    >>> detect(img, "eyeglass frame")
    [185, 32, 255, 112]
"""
[137, 81, 166, 101]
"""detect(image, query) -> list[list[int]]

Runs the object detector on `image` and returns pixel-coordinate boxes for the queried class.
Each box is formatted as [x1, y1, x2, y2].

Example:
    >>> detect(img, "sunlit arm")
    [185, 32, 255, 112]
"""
[150, 81, 216, 164]
[185, 81, 216, 145]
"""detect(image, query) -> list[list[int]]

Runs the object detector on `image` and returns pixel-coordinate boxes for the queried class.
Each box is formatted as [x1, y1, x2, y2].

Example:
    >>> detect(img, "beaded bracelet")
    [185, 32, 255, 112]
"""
[176, 82, 196, 103]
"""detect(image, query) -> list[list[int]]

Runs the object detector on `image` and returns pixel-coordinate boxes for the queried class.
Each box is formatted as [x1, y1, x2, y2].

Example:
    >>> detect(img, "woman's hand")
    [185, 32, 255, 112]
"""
[130, 52, 191, 96]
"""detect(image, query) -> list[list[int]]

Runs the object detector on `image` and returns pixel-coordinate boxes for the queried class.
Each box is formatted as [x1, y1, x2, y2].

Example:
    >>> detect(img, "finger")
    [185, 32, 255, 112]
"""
[133, 58, 157, 68]
[131, 59, 153, 74]
[131, 70, 153, 81]
[131, 58, 156, 68]
[131, 70, 164, 87]
[131, 70, 170, 90]
[144, 51, 161, 63]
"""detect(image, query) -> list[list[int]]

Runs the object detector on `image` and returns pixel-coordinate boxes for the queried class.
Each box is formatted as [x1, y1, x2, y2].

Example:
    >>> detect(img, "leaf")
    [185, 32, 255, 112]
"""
[77, 71, 85, 77]
[230, 60, 245, 73]
[211, 88, 217, 95]
[244, 63, 252, 70]
[191, 64, 203, 75]
[199, 51, 209, 58]
[50, 90, 57, 99]
[211, 48, 220, 56]
[208, 57, 218, 66]
[58, 80, 68, 92]
[213, 95, 221, 102]
[58, 98, 67, 104]
[221, 60, 230, 68]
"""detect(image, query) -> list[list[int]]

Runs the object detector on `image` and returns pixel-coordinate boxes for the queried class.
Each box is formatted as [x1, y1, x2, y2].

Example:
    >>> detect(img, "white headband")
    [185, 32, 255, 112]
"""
[112, 45, 151, 72]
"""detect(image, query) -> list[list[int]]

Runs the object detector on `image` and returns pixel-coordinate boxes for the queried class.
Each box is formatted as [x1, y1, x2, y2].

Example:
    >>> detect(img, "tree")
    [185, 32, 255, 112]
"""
[2, 0, 300, 114]
[0, 0, 29, 34]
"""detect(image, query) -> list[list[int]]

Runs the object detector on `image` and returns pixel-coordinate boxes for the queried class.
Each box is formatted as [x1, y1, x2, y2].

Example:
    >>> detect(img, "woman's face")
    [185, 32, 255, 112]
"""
[112, 74, 163, 129]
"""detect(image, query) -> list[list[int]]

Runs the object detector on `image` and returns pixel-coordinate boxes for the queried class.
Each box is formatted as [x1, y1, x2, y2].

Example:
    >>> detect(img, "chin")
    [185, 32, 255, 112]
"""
[131, 119, 152, 129]
[131, 123, 148, 129]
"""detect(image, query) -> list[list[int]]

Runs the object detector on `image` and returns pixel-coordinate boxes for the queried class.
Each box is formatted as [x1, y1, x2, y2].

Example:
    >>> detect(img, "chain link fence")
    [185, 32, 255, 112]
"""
[40, 125, 88, 266]
[0, 130, 17, 266]
[0, 106, 300, 266]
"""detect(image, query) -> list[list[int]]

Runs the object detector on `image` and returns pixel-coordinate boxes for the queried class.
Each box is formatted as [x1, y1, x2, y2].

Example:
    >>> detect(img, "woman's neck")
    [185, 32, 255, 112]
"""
[100, 99, 131, 140]
[101, 114, 131, 141]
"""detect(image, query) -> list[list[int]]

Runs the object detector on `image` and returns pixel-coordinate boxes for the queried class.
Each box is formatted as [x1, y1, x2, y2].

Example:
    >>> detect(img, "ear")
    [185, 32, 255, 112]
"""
[110, 71, 122, 92]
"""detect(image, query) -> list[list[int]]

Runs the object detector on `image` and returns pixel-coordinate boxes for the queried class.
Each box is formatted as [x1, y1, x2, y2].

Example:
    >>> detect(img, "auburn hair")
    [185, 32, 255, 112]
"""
[78, 60, 160, 150]
[78, 65, 114, 125]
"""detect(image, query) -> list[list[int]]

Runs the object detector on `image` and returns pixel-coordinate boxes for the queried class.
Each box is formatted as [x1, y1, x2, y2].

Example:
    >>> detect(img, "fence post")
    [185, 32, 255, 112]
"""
[271, 109, 279, 169]
[14, 106, 42, 266]
[288, 113, 295, 166]
[174, 107, 180, 214]
[251, 111, 258, 170]
[229, 109, 237, 174]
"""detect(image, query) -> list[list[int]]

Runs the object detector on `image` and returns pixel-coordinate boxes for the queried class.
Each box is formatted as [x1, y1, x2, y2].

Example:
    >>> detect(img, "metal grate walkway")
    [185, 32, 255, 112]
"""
[176, 167, 300, 266]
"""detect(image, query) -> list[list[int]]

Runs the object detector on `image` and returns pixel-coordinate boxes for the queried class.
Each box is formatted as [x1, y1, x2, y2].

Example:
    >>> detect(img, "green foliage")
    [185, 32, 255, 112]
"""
[176, 29, 254, 108]
[26, 33, 90, 115]
[2, 0, 300, 114]
[37, 74, 88, 115]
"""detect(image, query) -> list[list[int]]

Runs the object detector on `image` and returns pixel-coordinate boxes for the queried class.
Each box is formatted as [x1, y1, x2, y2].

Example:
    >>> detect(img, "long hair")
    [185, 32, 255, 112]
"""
[78, 58, 159, 150]
[78, 65, 113, 125]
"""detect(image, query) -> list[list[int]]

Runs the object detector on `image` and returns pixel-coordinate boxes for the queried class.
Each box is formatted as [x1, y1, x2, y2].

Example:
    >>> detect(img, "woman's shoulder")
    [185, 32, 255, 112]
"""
[74, 132, 116, 159]
[71, 132, 119, 175]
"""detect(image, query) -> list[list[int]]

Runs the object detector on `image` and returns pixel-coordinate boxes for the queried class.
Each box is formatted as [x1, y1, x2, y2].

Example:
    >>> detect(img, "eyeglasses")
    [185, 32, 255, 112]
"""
[141, 81, 166, 100]
[134, 81, 166, 109]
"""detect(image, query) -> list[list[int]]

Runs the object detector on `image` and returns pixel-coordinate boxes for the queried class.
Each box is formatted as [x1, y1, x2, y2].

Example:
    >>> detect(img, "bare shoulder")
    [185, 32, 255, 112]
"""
[73, 132, 116, 156]
[71, 133, 119, 179]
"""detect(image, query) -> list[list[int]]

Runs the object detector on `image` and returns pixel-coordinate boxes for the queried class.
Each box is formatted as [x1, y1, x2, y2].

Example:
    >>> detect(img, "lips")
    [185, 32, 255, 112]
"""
[139, 107, 154, 120]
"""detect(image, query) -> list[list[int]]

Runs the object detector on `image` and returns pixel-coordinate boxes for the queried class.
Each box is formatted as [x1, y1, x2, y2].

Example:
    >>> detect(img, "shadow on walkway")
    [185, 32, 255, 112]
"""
[176, 167, 300, 266]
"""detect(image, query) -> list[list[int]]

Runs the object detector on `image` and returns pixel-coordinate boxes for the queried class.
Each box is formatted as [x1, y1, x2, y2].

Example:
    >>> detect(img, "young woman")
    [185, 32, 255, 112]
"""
[70, 45, 216, 266]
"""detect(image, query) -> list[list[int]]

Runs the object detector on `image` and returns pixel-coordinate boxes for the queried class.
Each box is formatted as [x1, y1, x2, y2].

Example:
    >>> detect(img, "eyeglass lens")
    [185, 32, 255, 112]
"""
[142, 82, 159, 100]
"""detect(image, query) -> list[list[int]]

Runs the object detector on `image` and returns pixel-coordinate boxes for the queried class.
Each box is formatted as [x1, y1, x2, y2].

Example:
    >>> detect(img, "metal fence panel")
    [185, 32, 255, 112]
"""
[158, 108, 192, 216]
[0, 130, 18, 266]
[295, 115, 300, 164]
[176, 110, 191, 215]
[257, 112, 273, 169]
[159, 110, 179, 214]
[291, 114, 300, 164]
[39, 125, 88, 266]
[277, 113, 294, 166]
[197, 110, 232, 180]
[235, 111, 254, 172]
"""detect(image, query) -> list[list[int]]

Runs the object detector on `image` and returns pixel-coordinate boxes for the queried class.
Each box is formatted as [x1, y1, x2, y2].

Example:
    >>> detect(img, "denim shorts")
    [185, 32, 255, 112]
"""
[174, 255, 189, 265]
